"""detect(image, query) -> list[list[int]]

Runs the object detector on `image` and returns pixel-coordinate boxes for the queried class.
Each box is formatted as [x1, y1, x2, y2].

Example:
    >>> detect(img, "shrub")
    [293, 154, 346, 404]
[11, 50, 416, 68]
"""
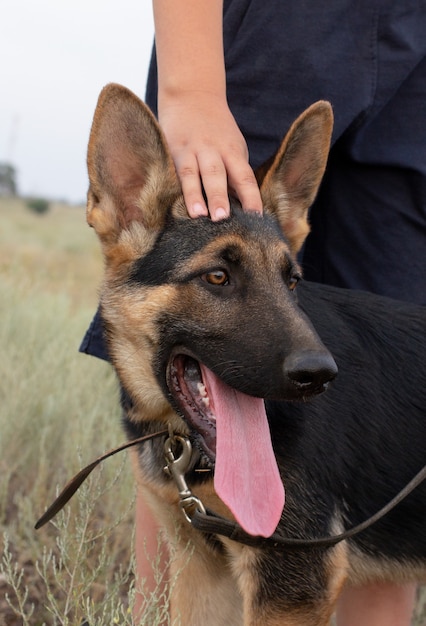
[26, 197, 50, 215]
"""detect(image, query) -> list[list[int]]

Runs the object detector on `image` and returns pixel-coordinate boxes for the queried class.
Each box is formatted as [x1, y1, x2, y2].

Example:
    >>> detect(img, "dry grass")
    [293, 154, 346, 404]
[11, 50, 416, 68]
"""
[0, 197, 138, 624]
[0, 197, 102, 308]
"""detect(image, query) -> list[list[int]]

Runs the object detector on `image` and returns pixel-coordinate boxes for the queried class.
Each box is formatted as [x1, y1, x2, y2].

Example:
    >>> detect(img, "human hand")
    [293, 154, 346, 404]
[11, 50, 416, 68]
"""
[158, 91, 263, 221]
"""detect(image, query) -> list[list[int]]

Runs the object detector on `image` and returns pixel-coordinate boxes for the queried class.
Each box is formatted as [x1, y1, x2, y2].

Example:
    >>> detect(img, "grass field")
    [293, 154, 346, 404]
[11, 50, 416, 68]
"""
[0, 196, 424, 625]
[0, 197, 138, 625]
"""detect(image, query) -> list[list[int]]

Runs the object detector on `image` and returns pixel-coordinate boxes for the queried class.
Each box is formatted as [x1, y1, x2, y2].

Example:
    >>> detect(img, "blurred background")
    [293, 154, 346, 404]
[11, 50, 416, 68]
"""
[0, 0, 154, 205]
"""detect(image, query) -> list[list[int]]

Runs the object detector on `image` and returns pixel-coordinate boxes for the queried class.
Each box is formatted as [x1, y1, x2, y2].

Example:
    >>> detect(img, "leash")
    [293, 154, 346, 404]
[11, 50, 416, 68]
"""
[35, 430, 426, 551]
[190, 477, 426, 549]
[34, 429, 168, 529]
[164, 434, 426, 549]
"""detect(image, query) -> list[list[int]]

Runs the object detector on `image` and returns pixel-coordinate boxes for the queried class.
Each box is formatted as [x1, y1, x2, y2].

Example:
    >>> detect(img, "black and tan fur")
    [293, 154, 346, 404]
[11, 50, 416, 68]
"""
[86, 84, 426, 625]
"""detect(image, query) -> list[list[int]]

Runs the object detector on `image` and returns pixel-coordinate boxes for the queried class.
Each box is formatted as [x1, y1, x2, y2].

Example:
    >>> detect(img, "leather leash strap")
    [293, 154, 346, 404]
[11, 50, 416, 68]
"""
[191, 464, 426, 549]
[35, 429, 426, 551]
[34, 430, 168, 529]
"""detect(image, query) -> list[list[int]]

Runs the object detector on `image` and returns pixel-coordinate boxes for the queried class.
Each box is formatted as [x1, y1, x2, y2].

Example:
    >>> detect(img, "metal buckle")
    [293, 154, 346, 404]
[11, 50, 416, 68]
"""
[163, 434, 206, 523]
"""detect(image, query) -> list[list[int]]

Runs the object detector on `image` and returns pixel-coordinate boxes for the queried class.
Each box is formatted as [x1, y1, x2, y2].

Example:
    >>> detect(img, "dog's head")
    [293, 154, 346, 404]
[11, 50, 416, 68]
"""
[86, 84, 336, 536]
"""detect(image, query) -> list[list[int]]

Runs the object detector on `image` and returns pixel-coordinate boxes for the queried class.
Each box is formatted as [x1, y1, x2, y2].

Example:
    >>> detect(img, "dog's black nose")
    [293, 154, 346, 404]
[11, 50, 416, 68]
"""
[284, 350, 338, 394]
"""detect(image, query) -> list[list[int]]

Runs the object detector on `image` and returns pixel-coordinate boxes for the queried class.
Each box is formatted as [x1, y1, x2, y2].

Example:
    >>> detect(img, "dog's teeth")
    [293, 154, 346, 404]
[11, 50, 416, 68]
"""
[197, 382, 210, 407]
[197, 381, 207, 396]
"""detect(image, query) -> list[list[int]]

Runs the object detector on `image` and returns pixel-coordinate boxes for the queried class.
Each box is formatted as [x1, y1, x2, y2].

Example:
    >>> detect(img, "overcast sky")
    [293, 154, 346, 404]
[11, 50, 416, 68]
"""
[1, 0, 154, 203]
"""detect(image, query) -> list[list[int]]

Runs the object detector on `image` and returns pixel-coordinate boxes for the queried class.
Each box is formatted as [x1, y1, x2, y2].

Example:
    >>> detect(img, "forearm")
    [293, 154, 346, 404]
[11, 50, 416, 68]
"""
[152, 0, 226, 100]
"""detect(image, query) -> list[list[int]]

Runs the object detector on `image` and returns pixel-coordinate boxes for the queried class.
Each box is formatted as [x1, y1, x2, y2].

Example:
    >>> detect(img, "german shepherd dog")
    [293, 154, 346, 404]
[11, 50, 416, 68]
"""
[86, 84, 426, 625]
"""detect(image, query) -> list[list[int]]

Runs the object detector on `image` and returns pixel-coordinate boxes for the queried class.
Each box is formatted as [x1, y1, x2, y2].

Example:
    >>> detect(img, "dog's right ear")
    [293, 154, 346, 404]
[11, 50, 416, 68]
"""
[86, 83, 180, 251]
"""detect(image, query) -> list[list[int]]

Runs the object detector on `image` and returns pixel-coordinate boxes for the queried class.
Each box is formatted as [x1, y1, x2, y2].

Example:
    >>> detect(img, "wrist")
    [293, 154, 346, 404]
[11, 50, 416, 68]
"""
[158, 87, 228, 119]
[157, 68, 226, 105]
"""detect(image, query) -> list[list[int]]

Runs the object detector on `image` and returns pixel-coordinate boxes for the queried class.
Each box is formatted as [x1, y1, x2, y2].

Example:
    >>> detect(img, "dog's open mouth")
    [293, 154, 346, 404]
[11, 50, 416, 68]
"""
[167, 353, 285, 538]
[168, 355, 217, 460]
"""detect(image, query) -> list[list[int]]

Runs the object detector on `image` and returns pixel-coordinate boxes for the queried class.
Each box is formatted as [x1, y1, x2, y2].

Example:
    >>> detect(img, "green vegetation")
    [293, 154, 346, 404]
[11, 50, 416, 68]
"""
[26, 198, 50, 215]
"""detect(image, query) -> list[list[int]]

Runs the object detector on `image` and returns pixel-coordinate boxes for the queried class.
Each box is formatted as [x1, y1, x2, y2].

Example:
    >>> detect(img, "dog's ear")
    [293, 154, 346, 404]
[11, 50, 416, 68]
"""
[86, 83, 180, 249]
[260, 101, 333, 255]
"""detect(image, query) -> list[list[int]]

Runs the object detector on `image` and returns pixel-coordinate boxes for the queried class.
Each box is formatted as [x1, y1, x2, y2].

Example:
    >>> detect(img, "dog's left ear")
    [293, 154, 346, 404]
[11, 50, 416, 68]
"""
[86, 83, 180, 250]
[260, 101, 333, 254]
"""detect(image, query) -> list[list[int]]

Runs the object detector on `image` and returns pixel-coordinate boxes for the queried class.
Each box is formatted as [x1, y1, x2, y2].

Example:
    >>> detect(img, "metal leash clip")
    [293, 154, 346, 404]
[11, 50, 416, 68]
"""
[163, 434, 206, 523]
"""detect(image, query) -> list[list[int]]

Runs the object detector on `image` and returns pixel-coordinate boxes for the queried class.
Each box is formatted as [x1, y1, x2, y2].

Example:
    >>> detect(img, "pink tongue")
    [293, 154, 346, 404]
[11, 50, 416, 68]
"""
[200, 365, 285, 537]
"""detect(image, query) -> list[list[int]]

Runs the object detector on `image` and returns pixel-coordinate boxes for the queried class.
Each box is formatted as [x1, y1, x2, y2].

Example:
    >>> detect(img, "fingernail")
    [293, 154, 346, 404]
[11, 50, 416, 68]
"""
[214, 207, 228, 221]
[191, 202, 208, 217]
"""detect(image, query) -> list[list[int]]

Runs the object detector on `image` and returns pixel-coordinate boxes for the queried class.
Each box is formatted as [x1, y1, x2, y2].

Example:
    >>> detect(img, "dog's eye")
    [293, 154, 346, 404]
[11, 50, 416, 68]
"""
[288, 274, 300, 291]
[202, 270, 229, 286]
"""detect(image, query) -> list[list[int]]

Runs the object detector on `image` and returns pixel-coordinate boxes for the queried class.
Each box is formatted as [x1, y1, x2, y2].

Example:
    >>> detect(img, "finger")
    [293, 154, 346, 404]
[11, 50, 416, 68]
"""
[226, 159, 263, 214]
[174, 153, 209, 218]
[196, 150, 230, 221]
